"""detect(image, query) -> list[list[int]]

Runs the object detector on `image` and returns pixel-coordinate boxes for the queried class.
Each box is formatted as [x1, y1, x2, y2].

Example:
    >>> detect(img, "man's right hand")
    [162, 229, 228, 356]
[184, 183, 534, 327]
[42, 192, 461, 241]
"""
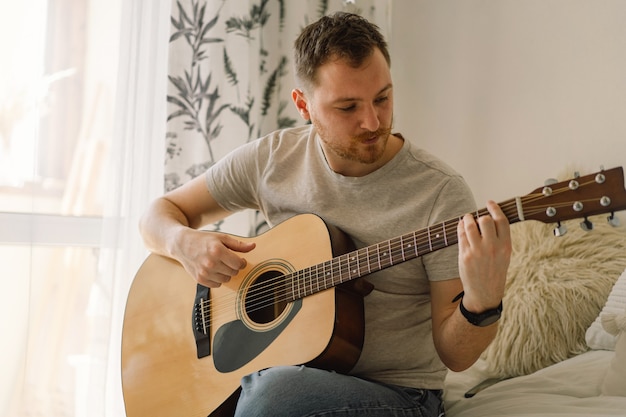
[173, 228, 256, 288]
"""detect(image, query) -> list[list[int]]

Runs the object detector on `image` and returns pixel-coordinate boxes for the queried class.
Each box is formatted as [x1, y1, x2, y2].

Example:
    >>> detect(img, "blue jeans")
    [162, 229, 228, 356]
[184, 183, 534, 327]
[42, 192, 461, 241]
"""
[234, 366, 445, 417]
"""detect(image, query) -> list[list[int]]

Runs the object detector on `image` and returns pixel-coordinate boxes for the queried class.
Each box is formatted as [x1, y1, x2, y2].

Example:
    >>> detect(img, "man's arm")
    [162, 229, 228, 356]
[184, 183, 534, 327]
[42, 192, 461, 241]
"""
[139, 174, 256, 288]
[430, 200, 512, 372]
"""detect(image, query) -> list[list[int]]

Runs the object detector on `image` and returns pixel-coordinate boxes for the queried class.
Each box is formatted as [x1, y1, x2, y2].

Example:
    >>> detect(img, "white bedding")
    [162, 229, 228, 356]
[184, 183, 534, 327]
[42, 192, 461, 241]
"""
[444, 350, 626, 417]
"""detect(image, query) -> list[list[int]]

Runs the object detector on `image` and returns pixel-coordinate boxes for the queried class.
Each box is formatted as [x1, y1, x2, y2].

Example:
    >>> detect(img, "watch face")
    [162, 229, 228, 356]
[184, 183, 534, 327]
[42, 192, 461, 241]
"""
[478, 313, 501, 327]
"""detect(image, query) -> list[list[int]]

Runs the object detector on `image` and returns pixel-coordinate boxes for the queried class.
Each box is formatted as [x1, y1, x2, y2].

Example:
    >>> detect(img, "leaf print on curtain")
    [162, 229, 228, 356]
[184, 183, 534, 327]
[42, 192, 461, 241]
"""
[165, 0, 390, 235]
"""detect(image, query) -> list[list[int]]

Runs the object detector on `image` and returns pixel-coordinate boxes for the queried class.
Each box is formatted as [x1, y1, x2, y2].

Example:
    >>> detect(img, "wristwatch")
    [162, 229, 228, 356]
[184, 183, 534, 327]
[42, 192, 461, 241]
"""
[459, 298, 503, 327]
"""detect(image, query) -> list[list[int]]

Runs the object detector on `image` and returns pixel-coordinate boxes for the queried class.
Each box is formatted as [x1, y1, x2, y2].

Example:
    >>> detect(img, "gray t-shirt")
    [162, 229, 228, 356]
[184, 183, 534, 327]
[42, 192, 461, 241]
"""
[205, 124, 476, 389]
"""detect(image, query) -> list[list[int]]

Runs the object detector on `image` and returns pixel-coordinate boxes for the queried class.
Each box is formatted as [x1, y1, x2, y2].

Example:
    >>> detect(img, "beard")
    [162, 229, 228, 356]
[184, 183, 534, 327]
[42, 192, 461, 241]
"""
[313, 122, 393, 165]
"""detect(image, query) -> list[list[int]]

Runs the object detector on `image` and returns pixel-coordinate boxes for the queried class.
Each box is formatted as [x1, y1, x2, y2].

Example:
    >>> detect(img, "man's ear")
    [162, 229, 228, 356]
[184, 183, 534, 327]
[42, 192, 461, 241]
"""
[291, 89, 311, 121]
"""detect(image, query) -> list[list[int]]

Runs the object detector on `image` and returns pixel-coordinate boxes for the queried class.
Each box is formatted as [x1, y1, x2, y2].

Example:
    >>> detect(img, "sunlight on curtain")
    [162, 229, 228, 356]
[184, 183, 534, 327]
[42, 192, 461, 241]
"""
[0, 0, 170, 416]
[99, 0, 170, 414]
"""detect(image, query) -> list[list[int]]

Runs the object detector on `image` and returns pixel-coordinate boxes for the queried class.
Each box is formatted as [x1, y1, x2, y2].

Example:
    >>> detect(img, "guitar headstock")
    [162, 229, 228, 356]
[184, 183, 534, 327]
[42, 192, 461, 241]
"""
[519, 166, 626, 225]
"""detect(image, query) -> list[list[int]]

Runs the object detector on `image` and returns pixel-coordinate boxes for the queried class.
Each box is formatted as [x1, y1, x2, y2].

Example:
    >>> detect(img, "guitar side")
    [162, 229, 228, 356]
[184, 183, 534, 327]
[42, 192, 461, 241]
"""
[121, 214, 365, 417]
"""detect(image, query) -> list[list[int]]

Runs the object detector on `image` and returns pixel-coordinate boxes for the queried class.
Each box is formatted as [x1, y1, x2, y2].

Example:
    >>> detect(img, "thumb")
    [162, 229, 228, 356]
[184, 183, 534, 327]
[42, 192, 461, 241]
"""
[221, 234, 256, 254]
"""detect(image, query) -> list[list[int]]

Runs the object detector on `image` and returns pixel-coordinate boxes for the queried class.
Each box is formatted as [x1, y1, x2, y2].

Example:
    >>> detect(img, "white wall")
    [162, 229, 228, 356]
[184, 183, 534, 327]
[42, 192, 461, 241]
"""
[391, 0, 626, 205]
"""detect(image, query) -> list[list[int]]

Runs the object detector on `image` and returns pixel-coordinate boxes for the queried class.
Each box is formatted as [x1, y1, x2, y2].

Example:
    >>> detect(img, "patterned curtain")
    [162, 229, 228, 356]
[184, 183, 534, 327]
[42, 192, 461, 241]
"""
[165, 0, 390, 234]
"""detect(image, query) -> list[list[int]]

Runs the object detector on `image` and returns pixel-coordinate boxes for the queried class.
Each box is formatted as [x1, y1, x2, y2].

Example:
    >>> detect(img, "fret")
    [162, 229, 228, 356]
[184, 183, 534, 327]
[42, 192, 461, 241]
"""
[298, 268, 305, 298]
[344, 252, 357, 281]
[348, 253, 355, 278]
[348, 253, 355, 281]
[333, 255, 340, 284]
[365, 247, 372, 274]
[323, 260, 329, 289]
[332, 256, 340, 286]
[389, 238, 397, 264]
[393, 237, 403, 264]
[305, 268, 311, 296]
[326, 260, 335, 288]
[295, 269, 301, 299]
[442, 220, 448, 246]
[338, 255, 350, 282]
[405, 237, 412, 258]
[427, 226, 433, 252]
[378, 244, 386, 268]
[432, 223, 445, 251]
[303, 268, 308, 297]
[399, 236, 406, 262]
[297, 269, 303, 299]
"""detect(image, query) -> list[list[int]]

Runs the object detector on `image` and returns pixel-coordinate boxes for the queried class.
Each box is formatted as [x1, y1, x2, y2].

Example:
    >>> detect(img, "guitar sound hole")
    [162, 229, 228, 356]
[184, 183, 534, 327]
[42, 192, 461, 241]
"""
[246, 270, 289, 325]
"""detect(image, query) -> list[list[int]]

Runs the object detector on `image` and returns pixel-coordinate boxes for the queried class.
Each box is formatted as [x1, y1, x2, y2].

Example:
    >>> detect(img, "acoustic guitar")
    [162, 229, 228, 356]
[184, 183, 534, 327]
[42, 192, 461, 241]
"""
[121, 167, 626, 417]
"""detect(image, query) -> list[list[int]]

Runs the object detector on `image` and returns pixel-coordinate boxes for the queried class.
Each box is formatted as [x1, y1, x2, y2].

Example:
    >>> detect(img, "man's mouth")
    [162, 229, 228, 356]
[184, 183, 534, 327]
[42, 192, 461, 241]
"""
[360, 135, 378, 144]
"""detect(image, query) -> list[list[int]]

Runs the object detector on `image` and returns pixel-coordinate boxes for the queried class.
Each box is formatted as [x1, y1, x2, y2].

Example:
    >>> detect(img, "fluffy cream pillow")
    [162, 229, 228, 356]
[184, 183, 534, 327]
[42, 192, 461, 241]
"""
[481, 214, 626, 379]
[600, 309, 626, 396]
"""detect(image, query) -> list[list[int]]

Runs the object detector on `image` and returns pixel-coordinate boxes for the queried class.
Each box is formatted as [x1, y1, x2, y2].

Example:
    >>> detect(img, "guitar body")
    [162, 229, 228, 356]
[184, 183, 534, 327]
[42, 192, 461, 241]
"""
[121, 214, 366, 417]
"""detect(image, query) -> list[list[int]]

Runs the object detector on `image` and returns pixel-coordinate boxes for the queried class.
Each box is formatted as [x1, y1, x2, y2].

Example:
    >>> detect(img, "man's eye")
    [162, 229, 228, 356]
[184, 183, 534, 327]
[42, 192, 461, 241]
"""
[338, 105, 356, 112]
[375, 96, 389, 104]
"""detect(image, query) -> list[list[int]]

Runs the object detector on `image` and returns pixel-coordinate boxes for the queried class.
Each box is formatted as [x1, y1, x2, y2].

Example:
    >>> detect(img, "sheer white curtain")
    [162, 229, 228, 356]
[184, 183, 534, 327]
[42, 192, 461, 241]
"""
[99, 0, 171, 415]
[1, 1, 170, 416]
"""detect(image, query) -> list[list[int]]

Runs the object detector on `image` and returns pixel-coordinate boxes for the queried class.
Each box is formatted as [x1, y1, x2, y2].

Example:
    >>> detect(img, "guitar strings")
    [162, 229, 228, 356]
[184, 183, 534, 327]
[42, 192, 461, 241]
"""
[198, 197, 535, 327]
[202, 195, 562, 326]
[196, 185, 590, 329]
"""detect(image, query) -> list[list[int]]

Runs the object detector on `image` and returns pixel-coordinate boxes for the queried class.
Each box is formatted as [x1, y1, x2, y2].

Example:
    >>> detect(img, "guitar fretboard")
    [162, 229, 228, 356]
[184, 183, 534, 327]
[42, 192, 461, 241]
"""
[284, 197, 521, 302]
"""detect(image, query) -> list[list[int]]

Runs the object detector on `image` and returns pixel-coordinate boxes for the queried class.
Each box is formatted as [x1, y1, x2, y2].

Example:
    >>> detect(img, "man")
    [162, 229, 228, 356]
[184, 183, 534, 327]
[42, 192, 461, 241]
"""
[140, 12, 511, 417]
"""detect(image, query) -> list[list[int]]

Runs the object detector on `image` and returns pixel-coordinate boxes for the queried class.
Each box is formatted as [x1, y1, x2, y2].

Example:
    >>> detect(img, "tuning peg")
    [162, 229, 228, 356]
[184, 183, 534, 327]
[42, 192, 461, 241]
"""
[553, 222, 567, 237]
[544, 178, 558, 186]
[580, 218, 593, 232]
[608, 213, 621, 227]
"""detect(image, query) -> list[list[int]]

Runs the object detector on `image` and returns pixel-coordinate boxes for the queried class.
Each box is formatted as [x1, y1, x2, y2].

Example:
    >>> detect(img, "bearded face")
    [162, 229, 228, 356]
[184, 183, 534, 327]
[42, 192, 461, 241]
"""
[292, 48, 395, 176]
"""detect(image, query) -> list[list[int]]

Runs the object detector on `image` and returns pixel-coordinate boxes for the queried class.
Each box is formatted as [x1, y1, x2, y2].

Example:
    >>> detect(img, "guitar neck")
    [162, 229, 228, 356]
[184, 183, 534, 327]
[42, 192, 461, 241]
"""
[286, 166, 626, 302]
[285, 198, 522, 302]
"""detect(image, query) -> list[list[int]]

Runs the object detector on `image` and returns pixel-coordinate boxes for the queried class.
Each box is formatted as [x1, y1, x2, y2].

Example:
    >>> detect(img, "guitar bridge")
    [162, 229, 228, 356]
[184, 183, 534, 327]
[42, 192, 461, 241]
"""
[193, 284, 211, 358]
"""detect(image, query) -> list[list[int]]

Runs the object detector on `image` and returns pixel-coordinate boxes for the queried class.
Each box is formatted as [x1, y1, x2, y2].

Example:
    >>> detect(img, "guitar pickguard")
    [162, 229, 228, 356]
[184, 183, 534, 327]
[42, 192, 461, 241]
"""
[213, 299, 302, 373]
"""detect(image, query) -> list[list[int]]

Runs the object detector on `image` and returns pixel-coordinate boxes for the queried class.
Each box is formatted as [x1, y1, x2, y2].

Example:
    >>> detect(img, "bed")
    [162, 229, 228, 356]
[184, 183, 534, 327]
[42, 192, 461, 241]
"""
[443, 212, 626, 416]
[445, 350, 626, 417]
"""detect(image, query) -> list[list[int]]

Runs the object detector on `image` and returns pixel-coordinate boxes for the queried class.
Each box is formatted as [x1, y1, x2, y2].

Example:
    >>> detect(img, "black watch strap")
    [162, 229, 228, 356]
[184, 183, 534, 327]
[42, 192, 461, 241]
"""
[453, 291, 503, 327]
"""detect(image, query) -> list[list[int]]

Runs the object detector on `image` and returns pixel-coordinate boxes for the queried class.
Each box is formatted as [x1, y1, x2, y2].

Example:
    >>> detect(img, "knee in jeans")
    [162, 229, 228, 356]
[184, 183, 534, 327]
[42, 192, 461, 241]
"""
[236, 366, 309, 416]
[240, 366, 307, 398]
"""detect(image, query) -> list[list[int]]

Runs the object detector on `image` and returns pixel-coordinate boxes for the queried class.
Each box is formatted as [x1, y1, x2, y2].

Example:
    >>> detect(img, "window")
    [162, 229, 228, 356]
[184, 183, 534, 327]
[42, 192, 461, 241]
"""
[0, 0, 119, 217]
[1, 0, 123, 415]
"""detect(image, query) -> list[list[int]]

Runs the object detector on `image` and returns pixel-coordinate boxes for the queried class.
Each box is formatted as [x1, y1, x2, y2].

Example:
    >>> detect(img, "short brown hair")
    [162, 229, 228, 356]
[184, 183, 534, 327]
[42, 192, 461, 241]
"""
[293, 12, 390, 90]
